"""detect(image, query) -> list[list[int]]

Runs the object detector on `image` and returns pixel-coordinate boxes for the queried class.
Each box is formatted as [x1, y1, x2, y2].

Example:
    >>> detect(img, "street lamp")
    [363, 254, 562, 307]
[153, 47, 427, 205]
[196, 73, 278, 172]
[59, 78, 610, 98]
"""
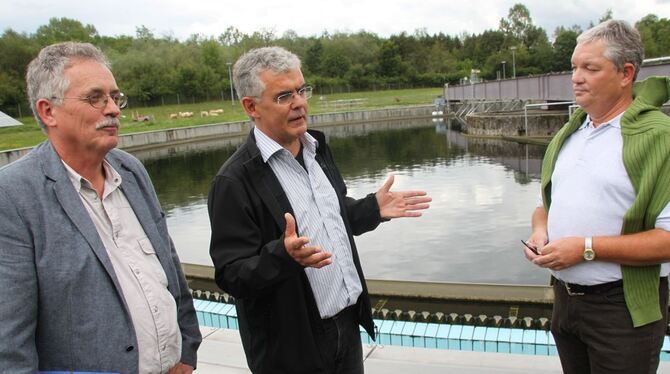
[226, 62, 235, 106]
[509, 46, 516, 78]
[502, 61, 506, 80]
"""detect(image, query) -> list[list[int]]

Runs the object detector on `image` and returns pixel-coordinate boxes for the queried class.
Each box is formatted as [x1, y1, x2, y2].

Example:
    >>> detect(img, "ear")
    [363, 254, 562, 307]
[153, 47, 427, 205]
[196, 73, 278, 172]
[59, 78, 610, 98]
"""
[35, 98, 59, 130]
[621, 62, 636, 87]
[240, 97, 261, 120]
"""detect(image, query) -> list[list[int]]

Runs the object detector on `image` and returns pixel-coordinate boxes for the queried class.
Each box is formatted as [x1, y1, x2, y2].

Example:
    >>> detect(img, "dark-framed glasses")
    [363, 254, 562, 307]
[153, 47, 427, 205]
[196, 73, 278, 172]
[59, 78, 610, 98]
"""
[55, 92, 128, 109]
[275, 86, 312, 105]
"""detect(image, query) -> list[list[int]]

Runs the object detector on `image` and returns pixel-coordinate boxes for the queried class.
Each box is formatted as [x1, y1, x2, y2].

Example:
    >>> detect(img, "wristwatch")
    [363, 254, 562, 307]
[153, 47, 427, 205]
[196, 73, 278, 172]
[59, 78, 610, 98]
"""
[583, 237, 595, 261]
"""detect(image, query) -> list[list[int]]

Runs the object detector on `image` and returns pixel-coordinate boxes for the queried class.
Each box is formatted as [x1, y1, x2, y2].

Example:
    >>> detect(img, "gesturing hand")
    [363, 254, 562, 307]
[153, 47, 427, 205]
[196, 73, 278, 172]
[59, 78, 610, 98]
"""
[283, 213, 332, 268]
[375, 175, 431, 219]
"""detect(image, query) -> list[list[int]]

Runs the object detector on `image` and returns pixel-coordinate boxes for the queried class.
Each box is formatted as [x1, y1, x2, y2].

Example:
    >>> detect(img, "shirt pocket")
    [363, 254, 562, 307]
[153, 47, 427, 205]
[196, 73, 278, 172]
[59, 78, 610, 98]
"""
[138, 237, 168, 287]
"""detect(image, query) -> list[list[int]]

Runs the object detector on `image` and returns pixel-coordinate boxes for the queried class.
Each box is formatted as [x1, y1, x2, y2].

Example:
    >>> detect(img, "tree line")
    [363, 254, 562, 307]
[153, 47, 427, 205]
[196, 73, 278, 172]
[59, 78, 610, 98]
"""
[1, 4, 668, 116]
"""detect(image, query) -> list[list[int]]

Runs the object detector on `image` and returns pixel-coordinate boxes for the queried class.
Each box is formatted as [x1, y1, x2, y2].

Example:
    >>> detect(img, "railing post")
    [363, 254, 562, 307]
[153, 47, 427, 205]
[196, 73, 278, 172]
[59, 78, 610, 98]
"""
[524, 105, 528, 137]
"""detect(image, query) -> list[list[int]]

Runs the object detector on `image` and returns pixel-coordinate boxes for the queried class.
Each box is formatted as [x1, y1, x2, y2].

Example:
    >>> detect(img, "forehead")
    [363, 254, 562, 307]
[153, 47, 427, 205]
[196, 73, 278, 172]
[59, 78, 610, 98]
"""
[572, 40, 608, 62]
[63, 58, 118, 93]
[259, 68, 304, 92]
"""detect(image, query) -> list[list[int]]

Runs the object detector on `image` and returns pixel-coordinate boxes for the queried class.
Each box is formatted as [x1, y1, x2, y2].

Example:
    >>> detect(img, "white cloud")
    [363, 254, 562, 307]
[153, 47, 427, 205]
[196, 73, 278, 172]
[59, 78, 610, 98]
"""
[1, 0, 668, 40]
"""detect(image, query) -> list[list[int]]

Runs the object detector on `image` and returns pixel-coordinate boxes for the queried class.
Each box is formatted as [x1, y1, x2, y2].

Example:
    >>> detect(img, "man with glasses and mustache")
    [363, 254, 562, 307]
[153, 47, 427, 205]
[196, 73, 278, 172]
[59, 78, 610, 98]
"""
[0, 42, 201, 373]
[208, 46, 431, 374]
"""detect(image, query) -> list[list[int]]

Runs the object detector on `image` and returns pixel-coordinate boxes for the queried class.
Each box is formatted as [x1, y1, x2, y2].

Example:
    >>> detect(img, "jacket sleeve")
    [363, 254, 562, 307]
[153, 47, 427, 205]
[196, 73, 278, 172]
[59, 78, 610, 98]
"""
[344, 193, 384, 235]
[168, 234, 202, 368]
[0, 187, 39, 373]
[208, 175, 303, 299]
[318, 141, 383, 235]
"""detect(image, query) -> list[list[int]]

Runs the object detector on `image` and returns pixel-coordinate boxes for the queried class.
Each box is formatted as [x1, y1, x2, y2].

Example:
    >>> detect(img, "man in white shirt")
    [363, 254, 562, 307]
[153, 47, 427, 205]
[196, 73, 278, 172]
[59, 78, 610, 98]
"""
[525, 20, 670, 374]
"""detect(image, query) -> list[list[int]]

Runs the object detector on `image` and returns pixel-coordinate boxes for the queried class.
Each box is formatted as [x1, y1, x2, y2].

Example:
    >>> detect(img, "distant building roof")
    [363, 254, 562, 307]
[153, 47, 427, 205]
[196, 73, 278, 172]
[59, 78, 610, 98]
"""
[0, 110, 23, 127]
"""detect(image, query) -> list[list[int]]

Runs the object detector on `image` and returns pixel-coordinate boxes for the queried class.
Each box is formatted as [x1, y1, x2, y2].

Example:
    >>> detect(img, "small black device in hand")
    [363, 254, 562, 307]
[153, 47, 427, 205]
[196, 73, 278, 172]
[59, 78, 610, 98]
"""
[521, 240, 540, 255]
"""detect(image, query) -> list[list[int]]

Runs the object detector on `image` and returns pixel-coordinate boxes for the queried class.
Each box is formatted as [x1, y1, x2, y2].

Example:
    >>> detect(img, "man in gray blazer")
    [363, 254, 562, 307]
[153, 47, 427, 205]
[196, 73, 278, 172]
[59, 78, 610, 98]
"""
[0, 42, 201, 373]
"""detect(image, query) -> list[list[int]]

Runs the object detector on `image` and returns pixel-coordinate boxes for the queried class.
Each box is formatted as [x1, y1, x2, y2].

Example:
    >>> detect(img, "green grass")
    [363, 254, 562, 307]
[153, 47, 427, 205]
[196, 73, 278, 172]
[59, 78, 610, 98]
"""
[0, 87, 442, 151]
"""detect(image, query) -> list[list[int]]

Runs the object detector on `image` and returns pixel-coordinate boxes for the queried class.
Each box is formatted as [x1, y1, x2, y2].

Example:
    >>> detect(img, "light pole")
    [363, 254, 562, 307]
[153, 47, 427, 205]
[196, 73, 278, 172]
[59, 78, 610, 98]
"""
[502, 61, 506, 80]
[226, 62, 234, 106]
[509, 46, 516, 78]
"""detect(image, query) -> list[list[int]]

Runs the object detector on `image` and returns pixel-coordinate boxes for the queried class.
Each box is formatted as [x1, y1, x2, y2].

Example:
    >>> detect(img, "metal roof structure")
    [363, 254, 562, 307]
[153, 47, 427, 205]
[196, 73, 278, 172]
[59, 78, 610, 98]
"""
[0, 110, 22, 127]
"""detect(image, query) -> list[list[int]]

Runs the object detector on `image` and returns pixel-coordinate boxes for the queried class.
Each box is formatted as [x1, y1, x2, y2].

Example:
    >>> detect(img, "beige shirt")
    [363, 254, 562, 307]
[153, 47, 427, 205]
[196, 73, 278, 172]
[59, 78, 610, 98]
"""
[62, 160, 181, 374]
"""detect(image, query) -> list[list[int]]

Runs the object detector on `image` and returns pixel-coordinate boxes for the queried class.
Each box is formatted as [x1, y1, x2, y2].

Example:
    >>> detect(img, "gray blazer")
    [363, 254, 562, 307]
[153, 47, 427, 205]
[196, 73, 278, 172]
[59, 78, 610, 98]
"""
[0, 141, 201, 373]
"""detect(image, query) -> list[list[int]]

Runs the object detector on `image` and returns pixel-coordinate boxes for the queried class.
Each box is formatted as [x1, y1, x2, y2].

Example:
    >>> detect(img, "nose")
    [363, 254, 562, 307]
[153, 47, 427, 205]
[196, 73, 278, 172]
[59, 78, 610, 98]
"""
[103, 96, 121, 117]
[571, 68, 583, 85]
[291, 91, 309, 109]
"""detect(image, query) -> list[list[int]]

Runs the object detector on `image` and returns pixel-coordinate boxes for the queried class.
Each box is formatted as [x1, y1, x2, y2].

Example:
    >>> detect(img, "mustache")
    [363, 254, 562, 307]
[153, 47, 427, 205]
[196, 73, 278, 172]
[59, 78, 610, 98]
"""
[289, 110, 307, 121]
[95, 118, 120, 130]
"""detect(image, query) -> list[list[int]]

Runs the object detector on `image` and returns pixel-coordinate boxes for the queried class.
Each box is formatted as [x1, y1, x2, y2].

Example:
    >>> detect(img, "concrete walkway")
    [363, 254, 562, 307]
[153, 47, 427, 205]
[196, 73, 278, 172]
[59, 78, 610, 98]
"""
[196, 326, 571, 373]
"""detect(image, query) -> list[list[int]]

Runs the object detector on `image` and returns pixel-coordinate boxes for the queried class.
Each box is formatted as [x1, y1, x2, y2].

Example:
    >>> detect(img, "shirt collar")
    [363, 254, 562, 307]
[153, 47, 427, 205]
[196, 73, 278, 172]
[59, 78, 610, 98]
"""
[61, 159, 122, 195]
[254, 126, 319, 163]
[581, 112, 624, 130]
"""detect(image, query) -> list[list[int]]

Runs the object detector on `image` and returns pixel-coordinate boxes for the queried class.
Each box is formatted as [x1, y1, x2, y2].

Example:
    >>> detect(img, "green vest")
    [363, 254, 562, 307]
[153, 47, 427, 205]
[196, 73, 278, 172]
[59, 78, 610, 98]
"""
[541, 76, 670, 327]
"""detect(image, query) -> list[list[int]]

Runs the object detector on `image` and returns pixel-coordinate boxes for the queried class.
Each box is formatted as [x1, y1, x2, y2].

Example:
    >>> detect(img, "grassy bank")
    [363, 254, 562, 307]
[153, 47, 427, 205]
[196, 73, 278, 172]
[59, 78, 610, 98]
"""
[0, 87, 442, 151]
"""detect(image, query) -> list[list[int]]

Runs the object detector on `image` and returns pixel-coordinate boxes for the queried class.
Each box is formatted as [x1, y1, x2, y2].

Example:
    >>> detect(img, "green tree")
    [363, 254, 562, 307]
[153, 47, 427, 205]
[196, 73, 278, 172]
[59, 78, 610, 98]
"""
[201, 39, 223, 73]
[218, 26, 243, 46]
[552, 27, 580, 72]
[135, 25, 154, 40]
[499, 4, 532, 44]
[636, 15, 670, 58]
[0, 29, 38, 112]
[35, 17, 98, 45]
[305, 40, 323, 75]
[377, 40, 405, 78]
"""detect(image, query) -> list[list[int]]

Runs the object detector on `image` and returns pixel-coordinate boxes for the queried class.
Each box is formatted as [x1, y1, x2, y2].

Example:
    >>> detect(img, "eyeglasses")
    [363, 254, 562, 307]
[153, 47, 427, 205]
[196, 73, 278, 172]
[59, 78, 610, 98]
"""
[274, 86, 312, 105]
[54, 92, 128, 109]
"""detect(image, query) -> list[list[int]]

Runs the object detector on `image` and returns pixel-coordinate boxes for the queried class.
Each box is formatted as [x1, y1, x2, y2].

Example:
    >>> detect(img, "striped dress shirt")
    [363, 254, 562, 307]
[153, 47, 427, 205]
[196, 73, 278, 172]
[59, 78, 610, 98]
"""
[254, 127, 362, 318]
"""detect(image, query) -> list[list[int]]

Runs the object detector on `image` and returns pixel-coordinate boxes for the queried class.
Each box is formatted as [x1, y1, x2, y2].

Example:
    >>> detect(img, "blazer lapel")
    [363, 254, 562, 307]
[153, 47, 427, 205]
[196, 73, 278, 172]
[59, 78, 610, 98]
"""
[242, 133, 294, 230]
[40, 143, 121, 289]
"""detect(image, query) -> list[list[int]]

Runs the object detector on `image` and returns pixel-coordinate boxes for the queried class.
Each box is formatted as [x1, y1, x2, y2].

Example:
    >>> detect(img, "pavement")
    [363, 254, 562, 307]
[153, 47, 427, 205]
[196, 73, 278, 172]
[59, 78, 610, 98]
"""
[196, 326, 571, 373]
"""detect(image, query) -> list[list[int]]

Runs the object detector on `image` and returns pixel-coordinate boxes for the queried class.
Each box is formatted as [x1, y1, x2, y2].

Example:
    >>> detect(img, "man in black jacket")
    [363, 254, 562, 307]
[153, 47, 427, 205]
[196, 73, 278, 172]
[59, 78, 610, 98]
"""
[208, 46, 430, 374]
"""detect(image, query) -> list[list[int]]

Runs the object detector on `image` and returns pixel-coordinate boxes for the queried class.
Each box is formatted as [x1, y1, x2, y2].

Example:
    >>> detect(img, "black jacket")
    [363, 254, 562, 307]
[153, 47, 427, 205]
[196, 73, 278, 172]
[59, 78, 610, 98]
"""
[208, 129, 380, 373]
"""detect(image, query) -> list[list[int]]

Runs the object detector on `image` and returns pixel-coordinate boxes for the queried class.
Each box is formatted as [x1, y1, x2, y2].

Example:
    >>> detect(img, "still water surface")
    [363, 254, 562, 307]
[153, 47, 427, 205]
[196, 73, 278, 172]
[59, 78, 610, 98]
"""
[140, 118, 551, 285]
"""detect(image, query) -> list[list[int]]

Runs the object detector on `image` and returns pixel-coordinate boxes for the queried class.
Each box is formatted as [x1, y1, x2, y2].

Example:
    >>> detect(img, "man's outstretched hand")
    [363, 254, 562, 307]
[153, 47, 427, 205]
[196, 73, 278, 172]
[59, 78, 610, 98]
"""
[375, 175, 431, 219]
[283, 213, 332, 268]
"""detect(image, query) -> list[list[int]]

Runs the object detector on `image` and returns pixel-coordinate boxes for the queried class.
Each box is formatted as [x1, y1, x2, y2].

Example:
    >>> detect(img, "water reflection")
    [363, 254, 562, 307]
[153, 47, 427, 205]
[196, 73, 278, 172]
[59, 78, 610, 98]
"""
[141, 118, 551, 285]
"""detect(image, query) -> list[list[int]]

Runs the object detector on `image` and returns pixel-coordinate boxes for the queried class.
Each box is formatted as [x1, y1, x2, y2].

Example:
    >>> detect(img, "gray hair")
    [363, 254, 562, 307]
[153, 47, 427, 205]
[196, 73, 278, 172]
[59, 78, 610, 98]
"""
[26, 42, 110, 130]
[577, 19, 644, 81]
[232, 46, 301, 99]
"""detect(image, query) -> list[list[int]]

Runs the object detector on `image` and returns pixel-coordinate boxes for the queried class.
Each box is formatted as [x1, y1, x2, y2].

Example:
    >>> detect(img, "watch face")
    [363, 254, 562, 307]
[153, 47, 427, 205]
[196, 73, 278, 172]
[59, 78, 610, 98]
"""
[584, 249, 595, 261]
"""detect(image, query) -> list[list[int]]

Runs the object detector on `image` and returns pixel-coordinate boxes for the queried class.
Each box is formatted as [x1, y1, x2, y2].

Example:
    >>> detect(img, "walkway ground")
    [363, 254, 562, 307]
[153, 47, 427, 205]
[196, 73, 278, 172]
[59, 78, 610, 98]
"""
[196, 326, 631, 373]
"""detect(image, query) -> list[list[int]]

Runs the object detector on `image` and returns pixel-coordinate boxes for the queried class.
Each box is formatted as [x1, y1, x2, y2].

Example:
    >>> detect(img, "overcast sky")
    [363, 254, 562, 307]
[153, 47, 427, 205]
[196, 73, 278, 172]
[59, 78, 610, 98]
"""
[2, 0, 669, 41]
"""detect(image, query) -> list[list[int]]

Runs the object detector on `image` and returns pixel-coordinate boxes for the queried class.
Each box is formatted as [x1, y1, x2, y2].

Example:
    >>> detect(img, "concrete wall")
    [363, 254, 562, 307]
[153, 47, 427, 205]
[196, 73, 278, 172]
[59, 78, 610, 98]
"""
[0, 105, 435, 167]
[465, 112, 568, 137]
[0, 147, 32, 167]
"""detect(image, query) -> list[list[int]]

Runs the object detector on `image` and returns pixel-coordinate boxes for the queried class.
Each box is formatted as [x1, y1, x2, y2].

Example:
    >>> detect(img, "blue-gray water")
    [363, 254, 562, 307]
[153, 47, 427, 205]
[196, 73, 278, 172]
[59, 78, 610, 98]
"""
[140, 118, 550, 285]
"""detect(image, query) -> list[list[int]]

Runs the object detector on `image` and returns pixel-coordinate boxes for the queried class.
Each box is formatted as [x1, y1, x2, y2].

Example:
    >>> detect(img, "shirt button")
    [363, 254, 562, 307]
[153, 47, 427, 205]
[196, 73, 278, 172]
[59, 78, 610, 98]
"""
[125, 345, 134, 352]
[161, 345, 166, 351]
[134, 269, 140, 275]
[153, 306, 159, 313]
